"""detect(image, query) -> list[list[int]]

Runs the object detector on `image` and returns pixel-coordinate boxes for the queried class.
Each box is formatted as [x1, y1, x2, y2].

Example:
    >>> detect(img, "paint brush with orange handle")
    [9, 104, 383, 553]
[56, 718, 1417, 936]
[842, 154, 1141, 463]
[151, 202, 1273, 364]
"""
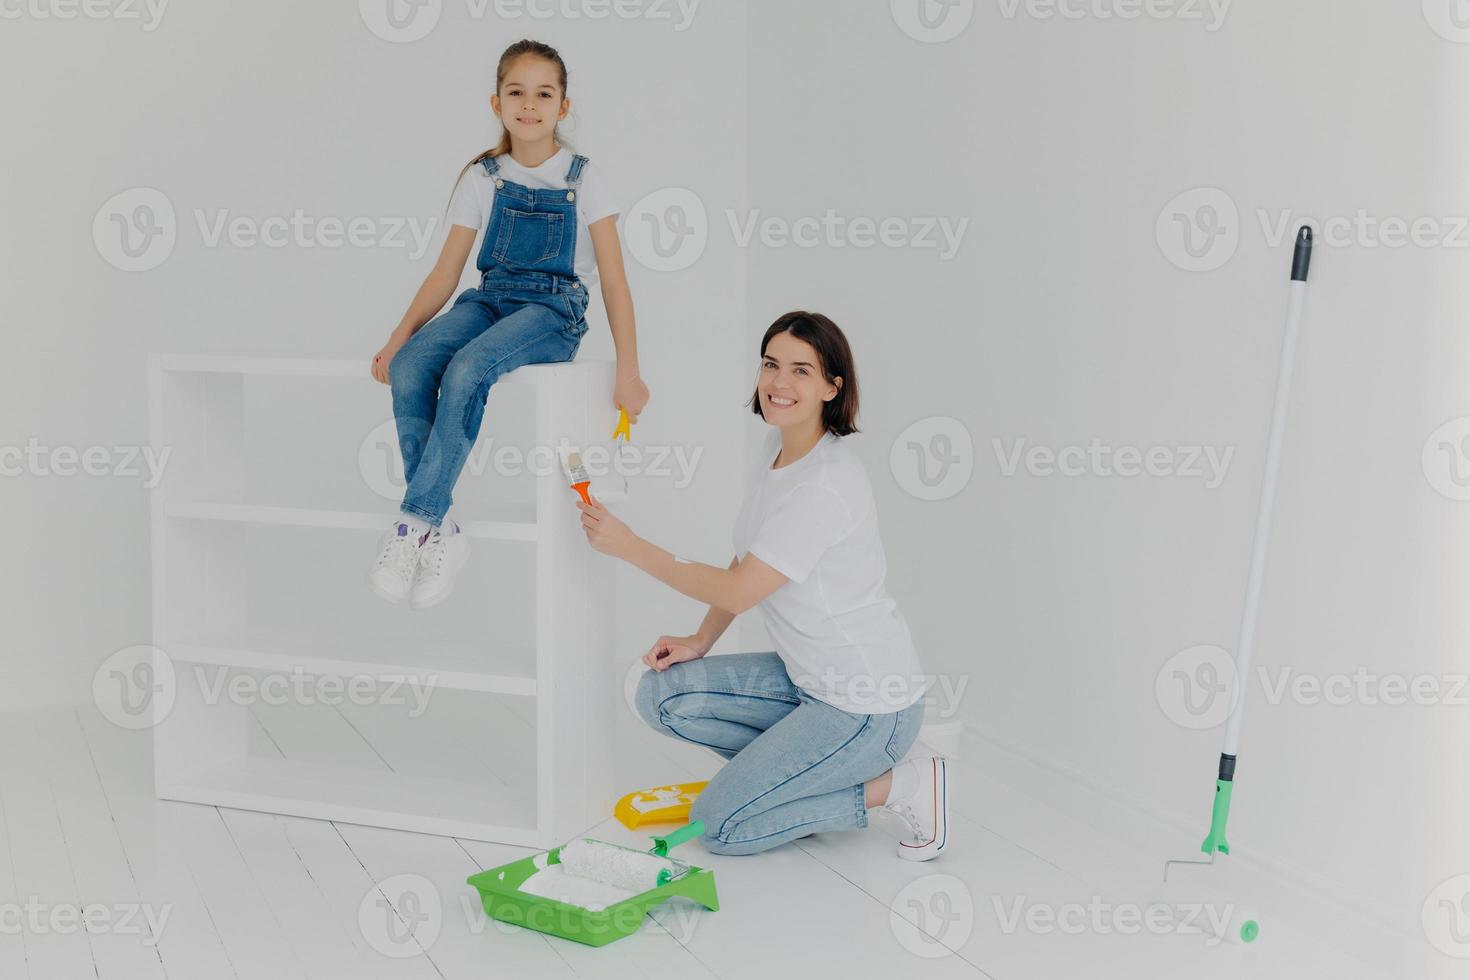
[566, 451, 593, 505]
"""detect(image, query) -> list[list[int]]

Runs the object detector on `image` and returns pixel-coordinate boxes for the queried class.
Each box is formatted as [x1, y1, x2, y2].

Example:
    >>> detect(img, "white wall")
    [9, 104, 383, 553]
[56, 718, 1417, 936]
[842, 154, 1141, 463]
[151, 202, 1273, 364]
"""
[743, 1, 1467, 974]
[3, 2, 1465, 973]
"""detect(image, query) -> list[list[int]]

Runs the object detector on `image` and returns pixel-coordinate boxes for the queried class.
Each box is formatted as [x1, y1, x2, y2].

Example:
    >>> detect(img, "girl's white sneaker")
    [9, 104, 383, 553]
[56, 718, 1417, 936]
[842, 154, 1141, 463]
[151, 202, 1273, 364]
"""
[410, 524, 470, 609]
[368, 522, 426, 604]
[883, 757, 949, 861]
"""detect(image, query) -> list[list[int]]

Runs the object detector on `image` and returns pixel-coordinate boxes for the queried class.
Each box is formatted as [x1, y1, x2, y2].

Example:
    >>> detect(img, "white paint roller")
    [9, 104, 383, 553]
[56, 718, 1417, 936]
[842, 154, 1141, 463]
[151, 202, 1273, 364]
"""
[554, 820, 706, 894]
[558, 839, 682, 893]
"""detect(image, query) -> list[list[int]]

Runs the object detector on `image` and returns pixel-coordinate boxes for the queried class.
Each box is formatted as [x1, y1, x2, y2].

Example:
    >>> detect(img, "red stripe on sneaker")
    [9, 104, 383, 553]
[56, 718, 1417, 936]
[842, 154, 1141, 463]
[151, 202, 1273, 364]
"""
[900, 758, 942, 849]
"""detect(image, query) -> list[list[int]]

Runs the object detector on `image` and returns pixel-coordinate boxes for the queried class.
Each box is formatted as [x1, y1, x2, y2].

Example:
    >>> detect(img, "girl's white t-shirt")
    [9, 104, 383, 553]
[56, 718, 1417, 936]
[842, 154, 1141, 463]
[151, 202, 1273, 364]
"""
[446, 147, 618, 283]
[732, 426, 927, 715]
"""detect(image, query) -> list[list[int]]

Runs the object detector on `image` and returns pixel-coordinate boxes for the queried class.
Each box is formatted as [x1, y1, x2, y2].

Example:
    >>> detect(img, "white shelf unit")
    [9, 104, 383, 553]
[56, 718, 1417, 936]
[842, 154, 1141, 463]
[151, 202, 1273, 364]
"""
[148, 353, 618, 847]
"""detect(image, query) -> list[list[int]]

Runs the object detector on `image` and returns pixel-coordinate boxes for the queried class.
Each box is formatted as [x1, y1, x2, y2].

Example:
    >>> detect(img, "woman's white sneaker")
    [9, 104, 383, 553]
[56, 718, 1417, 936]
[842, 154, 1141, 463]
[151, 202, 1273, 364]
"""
[882, 757, 949, 861]
[368, 522, 427, 603]
[410, 523, 470, 609]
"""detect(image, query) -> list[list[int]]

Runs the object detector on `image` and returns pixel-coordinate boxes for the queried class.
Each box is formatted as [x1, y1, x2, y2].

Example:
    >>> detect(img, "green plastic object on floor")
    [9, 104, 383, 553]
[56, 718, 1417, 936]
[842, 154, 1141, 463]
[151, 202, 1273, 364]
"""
[466, 820, 719, 947]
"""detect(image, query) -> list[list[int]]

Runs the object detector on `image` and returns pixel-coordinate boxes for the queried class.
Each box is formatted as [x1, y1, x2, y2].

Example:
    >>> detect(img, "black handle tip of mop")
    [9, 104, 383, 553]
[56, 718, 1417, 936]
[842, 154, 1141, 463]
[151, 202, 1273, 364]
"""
[1291, 225, 1313, 282]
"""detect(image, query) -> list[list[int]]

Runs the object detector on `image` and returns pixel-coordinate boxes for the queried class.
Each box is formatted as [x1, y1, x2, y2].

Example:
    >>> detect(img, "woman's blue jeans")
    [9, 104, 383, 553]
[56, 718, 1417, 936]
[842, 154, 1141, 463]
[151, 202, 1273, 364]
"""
[389, 277, 589, 527]
[634, 651, 925, 856]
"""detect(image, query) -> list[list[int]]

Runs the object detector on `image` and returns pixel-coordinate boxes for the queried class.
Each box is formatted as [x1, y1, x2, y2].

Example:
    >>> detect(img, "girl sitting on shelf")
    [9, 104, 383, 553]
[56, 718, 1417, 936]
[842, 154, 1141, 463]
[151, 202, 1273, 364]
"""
[367, 38, 648, 610]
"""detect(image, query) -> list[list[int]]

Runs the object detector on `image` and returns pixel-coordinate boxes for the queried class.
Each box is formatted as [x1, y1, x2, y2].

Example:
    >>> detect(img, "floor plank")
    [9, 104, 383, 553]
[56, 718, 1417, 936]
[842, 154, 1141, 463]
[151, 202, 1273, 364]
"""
[77, 703, 252, 979]
[31, 707, 169, 980]
[0, 711, 106, 979]
[0, 748, 29, 979]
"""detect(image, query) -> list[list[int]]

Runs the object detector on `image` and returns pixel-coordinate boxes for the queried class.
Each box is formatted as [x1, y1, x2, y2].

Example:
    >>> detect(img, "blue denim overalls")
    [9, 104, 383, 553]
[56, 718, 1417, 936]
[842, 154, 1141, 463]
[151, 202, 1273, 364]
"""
[390, 152, 593, 527]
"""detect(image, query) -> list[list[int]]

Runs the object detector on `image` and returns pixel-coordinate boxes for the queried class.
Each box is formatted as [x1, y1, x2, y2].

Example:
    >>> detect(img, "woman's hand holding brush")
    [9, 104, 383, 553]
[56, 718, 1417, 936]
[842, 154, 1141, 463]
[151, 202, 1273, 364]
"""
[577, 494, 637, 558]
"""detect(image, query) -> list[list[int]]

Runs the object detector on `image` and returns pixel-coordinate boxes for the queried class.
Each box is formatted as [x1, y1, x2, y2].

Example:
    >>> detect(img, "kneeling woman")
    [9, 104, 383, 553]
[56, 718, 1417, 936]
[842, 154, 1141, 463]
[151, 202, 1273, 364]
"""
[575, 311, 948, 859]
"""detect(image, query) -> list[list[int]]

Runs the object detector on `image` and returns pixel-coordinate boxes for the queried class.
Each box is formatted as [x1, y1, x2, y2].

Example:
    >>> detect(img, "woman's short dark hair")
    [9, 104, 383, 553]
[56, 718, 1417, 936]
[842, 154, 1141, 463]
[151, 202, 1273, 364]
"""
[747, 311, 860, 436]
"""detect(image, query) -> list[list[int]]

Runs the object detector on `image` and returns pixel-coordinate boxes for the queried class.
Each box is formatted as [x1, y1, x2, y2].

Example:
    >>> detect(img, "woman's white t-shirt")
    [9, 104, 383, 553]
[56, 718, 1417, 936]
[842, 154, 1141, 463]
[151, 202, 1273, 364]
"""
[446, 147, 618, 283]
[732, 426, 927, 715]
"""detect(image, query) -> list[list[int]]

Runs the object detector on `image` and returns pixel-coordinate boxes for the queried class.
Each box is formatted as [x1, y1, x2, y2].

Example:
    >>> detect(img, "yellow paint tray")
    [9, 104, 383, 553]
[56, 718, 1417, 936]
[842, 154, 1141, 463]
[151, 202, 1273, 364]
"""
[613, 781, 709, 829]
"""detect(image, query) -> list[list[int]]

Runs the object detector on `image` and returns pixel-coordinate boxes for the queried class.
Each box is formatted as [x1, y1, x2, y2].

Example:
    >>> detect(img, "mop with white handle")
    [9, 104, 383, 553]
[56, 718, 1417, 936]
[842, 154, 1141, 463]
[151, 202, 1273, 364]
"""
[1161, 225, 1315, 946]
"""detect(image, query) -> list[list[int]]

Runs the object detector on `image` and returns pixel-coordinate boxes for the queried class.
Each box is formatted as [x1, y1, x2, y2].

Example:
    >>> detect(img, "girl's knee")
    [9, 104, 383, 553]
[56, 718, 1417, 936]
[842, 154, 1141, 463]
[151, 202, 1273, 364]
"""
[389, 342, 430, 393]
[439, 356, 484, 400]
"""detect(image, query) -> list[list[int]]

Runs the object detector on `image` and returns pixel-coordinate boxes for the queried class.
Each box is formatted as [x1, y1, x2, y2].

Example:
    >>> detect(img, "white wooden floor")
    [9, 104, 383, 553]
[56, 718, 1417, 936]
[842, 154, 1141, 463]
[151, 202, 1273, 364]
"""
[0, 697, 1394, 980]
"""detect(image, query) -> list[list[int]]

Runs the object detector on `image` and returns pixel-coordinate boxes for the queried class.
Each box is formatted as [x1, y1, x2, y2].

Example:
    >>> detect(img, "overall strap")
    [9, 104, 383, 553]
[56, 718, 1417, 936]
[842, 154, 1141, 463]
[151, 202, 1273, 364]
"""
[479, 153, 502, 176]
[565, 153, 590, 189]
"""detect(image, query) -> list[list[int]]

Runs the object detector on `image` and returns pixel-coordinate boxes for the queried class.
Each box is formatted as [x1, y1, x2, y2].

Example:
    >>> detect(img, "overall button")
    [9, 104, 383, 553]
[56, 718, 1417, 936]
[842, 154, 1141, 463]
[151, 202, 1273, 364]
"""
[494, 179, 504, 189]
[566, 190, 576, 201]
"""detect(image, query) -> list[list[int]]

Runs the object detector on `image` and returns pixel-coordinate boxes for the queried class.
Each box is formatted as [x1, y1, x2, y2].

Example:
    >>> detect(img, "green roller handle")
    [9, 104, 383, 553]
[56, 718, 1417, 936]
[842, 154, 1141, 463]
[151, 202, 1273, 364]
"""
[1200, 779, 1233, 855]
[651, 820, 704, 858]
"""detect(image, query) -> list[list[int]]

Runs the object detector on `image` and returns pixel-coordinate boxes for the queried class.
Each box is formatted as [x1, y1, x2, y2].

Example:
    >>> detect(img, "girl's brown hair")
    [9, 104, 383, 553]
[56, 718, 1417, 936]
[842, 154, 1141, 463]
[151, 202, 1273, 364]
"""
[446, 39, 570, 209]
[748, 311, 860, 437]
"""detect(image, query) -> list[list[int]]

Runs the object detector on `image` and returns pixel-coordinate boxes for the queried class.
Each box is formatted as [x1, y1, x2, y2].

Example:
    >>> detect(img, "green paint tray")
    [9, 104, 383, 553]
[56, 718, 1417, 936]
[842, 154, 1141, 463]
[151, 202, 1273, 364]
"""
[466, 820, 720, 947]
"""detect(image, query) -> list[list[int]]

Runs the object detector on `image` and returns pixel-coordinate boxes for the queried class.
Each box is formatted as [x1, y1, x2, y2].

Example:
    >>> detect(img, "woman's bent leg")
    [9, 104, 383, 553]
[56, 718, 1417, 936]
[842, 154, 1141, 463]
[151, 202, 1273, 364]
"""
[689, 696, 921, 856]
[633, 652, 802, 761]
